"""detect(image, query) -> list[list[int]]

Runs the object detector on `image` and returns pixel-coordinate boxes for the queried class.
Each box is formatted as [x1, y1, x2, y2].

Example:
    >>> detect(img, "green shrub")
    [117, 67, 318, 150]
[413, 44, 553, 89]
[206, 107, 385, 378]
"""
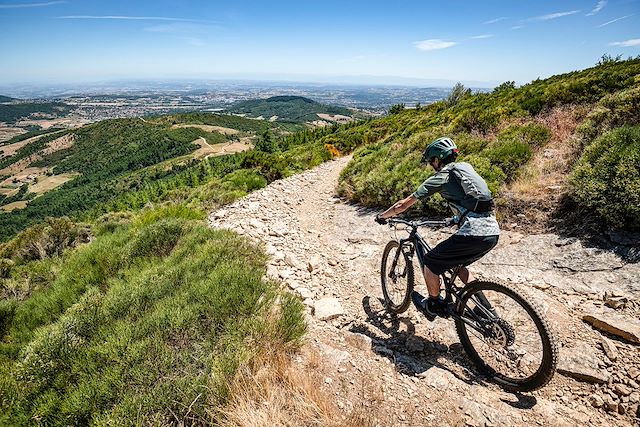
[0, 217, 90, 263]
[482, 138, 533, 181]
[93, 211, 134, 236]
[125, 218, 186, 258]
[498, 122, 552, 148]
[577, 87, 640, 142]
[0, 210, 306, 425]
[570, 126, 640, 230]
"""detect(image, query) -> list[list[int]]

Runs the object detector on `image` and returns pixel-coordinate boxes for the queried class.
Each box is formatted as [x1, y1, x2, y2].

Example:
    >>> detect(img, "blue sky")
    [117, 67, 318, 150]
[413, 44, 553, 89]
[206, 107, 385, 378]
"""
[0, 0, 638, 86]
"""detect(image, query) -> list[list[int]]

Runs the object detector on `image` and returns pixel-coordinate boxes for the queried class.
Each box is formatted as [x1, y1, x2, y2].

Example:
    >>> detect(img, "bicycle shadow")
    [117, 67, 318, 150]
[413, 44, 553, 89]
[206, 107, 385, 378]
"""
[350, 295, 537, 409]
[350, 295, 481, 384]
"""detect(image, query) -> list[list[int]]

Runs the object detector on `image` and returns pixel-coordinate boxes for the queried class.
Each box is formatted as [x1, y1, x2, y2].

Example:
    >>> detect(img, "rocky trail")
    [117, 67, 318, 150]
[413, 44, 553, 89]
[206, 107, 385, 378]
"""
[209, 156, 640, 426]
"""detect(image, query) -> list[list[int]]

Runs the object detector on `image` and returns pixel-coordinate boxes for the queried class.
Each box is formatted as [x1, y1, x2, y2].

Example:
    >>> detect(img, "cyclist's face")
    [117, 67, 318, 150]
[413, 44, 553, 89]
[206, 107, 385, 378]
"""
[429, 158, 441, 171]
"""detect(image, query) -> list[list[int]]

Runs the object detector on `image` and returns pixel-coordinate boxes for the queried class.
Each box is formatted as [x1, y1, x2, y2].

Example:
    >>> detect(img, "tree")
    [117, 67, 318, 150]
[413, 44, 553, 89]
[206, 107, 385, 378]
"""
[597, 53, 622, 66]
[493, 81, 516, 93]
[447, 83, 471, 106]
[388, 103, 405, 115]
[254, 127, 278, 153]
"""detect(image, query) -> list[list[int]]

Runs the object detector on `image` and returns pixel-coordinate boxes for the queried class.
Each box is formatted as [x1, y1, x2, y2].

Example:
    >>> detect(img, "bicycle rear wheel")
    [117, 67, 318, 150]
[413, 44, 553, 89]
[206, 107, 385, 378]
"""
[454, 280, 557, 392]
[380, 240, 414, 314]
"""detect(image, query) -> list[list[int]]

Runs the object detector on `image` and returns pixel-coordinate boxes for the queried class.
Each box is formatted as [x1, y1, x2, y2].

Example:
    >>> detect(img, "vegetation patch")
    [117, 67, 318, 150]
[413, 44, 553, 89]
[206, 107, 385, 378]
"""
[0, 208, 306, 425]
[570, 126, 640, 230]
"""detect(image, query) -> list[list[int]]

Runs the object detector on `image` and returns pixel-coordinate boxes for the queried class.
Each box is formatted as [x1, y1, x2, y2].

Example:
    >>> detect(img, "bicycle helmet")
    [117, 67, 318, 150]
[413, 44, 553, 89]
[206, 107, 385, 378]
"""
[421, 137, 458, 163]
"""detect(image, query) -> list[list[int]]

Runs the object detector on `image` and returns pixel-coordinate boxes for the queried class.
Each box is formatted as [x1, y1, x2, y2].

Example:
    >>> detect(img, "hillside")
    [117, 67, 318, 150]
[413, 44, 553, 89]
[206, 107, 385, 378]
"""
[1, 59, 640, 425]
[227, 95, 354, 123]
[0, 112, 316, 241]
[0, 101, 72, 124]
[0, 96, 16, 103]
[317, 58, 640, 235]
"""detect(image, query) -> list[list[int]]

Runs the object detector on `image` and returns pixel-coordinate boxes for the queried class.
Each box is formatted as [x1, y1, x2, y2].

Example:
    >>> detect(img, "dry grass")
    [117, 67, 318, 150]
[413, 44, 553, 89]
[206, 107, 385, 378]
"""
[0, 134, 43, 158]
[0, 200, 28, 212]
[220, 347, 372, 427]
[498, 105, 589, 232]
[0, 126, 26, 143]
[29, 172, 79, 194]
[220, 347, 339, 427]
[41, 133, 75, 156]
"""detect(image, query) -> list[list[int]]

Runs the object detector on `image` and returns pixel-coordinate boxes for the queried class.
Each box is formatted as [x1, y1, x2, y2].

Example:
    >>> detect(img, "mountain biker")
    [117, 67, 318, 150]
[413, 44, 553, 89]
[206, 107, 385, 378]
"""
[375, 137, 500, 320]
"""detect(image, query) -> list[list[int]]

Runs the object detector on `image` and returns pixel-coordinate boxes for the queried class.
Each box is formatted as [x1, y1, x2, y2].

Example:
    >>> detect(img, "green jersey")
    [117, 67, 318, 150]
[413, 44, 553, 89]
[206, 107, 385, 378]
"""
[413, 162, 500, 237]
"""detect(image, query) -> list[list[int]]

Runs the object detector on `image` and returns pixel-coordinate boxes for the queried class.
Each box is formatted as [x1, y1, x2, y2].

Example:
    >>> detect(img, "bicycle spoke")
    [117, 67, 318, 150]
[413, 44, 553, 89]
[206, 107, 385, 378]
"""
[462, 289, 545, 382]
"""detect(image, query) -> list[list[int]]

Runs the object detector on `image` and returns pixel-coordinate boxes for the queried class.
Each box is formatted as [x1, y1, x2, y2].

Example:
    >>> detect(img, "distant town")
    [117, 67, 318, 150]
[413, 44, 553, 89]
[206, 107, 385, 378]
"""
[1, 80, 466, 121]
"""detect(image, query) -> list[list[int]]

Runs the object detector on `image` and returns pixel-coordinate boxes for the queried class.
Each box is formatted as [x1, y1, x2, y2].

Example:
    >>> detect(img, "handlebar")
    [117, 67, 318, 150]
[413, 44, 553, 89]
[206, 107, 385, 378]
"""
[388, 218, 448, 229]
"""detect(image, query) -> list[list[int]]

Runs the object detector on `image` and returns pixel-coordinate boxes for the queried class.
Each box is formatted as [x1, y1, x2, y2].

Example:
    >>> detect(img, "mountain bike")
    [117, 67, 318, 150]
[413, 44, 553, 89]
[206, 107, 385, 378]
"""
[380, 218, 558, 392]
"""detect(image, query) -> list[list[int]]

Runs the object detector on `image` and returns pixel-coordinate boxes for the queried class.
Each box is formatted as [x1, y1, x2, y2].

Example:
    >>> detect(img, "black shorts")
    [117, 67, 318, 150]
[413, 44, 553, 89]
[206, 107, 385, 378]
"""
[423, 234, 499, 275]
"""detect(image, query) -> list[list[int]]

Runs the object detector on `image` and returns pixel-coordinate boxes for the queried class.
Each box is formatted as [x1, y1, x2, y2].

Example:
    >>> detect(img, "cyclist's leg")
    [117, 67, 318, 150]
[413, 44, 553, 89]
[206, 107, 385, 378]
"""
[457, 235, 500, 284]
[421, 265, 441, 297]
[458, 267, 474, 284]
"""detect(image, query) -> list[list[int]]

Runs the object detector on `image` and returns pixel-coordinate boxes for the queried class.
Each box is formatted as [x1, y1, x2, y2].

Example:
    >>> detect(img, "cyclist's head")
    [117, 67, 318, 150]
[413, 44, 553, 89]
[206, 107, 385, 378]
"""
[421, 137, 459, 169]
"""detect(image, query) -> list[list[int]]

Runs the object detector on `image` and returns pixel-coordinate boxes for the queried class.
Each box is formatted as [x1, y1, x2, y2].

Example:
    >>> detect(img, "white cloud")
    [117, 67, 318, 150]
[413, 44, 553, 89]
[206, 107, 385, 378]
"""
[482, 17, 507, 24]
[597, 14, 633, 27]
[471, 34, 493, 39]
[57, 15, 197, 22]
[511, 25, 524, 30]
[0, 1, 63, 8]
[144, 23, 213, 33]
[610, 38, 640, 47]
[586, 0, 607, 16]
[413, 39, 457, 51]
[530, 10, 581, 21]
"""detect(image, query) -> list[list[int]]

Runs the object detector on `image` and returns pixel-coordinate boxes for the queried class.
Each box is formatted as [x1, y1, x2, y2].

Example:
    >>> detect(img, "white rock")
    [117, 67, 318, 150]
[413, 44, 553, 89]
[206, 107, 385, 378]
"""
[314, 297, 344, 321]
[418, 366, 464, 390]
[345, 332, 372, 351]
[296, 287, 313, 299]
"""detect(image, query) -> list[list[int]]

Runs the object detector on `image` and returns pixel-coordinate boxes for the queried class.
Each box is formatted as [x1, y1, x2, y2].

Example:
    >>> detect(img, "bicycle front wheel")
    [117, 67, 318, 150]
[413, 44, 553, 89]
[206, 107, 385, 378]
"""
[380, 240, 414, 314]
[455, 280, 558, 392]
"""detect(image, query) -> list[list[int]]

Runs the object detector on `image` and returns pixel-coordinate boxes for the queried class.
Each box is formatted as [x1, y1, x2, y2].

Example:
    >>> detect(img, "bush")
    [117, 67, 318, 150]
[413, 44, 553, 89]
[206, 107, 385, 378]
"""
[447, 83, 471, 107]
[0, 210, 306, 425]
[482, 138, 533, 181]
[125, 218, 186, 258]
[498, 122, 552, 148]
[0, 217, 90, 263]
[570, 126, 640, 230]
[577, 87, 640, 142]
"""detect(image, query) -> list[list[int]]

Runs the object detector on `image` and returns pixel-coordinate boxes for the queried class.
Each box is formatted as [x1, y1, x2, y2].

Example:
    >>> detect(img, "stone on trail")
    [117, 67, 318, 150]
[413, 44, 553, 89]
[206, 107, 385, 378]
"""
[314, 298, 344, 321]
[213, 209, 227, 219]
[418, 366, 464, 390]
[582, 308, 640, 344]
[557, 345, 610, 384]
[599, 336, 618, 362]
[345, 332, 372, 351]
[457, 396, 514, 427]
[296, 287, 313, 299]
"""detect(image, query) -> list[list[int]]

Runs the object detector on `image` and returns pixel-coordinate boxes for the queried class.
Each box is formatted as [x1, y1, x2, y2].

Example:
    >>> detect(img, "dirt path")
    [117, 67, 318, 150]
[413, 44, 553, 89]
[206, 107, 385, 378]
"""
[209, 157, 639, 426]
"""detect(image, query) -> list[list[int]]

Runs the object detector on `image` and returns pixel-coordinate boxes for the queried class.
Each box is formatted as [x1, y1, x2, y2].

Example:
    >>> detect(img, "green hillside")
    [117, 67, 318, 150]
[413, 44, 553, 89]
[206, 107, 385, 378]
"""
[323, 57, 640, 231]
[0, 113, 335, 241]
[0, 208, 305, 425]
[0, 101, 72, 123]
[227, 95, 353, 122]
[0, 95, 16, 103]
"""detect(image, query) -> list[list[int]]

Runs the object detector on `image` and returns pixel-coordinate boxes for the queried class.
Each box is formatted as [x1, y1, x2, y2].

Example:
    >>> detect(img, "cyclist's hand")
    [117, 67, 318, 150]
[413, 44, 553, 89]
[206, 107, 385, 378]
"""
[445, 215, 459, 226]
[375, 214, 387, 225]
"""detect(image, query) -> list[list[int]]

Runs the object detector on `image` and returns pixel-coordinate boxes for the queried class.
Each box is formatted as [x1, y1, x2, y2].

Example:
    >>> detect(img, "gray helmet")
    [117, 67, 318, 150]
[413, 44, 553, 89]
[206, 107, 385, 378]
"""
[421, 137, 458, 163]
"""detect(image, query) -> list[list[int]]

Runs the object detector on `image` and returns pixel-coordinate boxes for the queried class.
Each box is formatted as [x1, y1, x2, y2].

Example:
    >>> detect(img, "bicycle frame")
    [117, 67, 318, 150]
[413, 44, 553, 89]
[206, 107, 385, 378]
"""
[388, 218, 498, 336]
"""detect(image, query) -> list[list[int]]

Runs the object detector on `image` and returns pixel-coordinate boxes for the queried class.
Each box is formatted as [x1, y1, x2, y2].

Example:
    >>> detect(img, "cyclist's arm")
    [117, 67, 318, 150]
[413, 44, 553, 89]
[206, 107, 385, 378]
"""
[379, 194, 418, 220]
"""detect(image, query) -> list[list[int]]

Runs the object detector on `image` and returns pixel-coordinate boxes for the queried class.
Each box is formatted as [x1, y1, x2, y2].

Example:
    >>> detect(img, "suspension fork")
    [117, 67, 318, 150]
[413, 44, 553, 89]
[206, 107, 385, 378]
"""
[389, 238, 413, 278]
